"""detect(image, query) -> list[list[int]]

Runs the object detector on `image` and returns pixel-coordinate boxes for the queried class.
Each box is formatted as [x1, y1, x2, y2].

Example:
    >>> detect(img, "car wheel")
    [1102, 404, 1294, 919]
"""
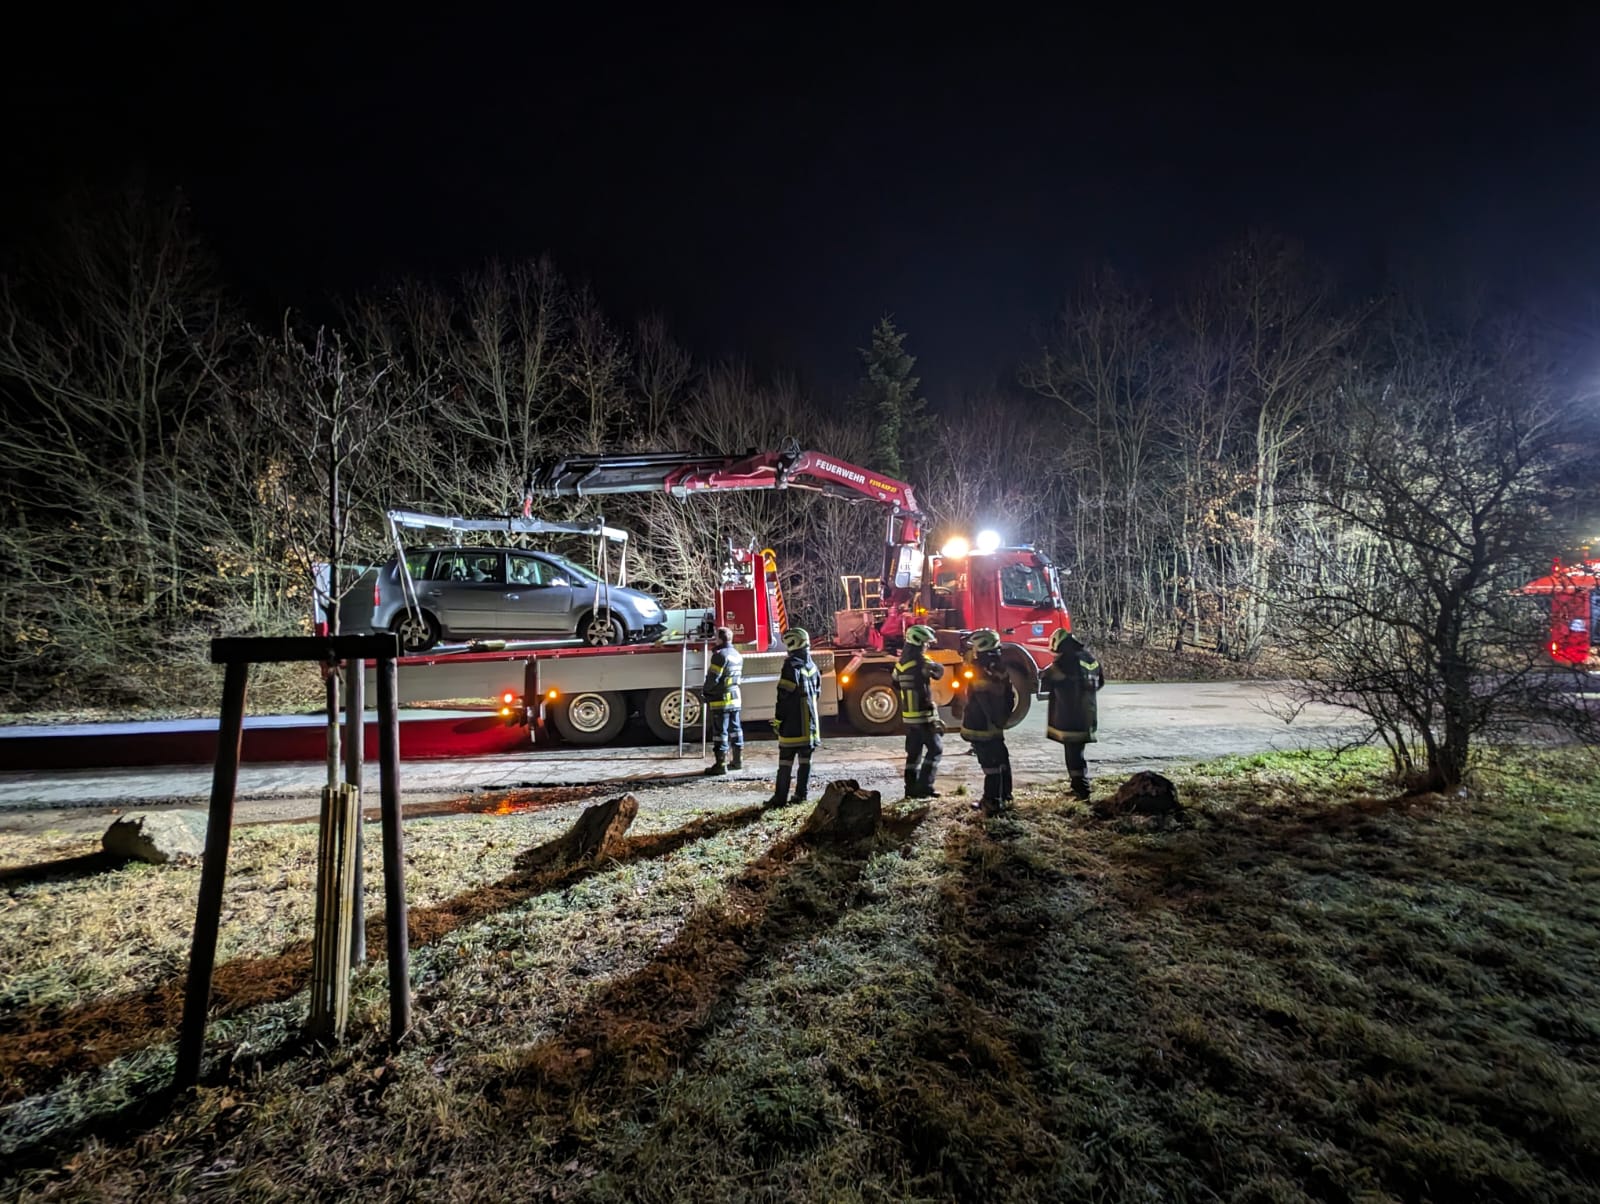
[644, 686, 704, 742]
[391, 610, 440, 653]
[580, 610, 626, 646]
[843, 669, 902, 735]
[551, 691, 627, 744]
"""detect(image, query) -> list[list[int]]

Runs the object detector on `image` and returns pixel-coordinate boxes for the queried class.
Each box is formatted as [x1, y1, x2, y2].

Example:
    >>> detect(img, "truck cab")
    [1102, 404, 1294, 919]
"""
[924, 545, 1069, 662]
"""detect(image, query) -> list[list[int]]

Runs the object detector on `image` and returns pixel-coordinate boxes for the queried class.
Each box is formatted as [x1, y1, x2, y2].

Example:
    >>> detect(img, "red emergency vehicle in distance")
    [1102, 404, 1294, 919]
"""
[1524, 558, 1600, 667]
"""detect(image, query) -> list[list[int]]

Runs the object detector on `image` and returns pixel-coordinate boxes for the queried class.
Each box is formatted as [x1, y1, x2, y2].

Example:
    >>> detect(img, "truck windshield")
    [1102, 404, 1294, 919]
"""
[1001, 561, 1050, 607]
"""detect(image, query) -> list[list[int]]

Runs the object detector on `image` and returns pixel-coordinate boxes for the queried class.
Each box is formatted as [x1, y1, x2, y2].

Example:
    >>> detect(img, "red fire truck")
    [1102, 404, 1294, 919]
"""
[1524, 558, 1600, 667]
[377, 444, 1074, 744]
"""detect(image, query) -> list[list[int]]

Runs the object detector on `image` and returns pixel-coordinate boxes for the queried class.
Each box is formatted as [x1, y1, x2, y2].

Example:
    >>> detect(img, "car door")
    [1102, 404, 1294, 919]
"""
[427, 550, 507, 638]
[503, 552, 574, 634]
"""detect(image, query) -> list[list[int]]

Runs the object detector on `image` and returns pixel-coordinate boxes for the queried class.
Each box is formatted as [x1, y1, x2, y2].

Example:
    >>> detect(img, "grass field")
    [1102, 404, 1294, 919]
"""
[2, 748, 1597, 1202]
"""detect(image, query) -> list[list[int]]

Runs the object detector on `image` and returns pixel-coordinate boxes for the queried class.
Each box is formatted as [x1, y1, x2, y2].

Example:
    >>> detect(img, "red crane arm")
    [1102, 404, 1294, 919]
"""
[526, 447, 922, 518]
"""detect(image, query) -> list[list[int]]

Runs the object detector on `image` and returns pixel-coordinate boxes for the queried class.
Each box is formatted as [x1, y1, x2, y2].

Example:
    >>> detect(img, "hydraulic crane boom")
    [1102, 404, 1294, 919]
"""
[525, 445, 922, 519]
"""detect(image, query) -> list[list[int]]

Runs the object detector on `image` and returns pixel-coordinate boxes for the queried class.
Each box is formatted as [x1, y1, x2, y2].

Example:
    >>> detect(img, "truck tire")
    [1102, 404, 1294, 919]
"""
[643, 686, 703, 742]
[843, 669, 902, 736]
[999, 646, 1036, 729]
[551, 691, 627, 744]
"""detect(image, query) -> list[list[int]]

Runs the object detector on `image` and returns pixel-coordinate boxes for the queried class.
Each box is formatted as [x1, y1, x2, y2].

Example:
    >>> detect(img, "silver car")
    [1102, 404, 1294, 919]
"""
[374, 545, 667, 652]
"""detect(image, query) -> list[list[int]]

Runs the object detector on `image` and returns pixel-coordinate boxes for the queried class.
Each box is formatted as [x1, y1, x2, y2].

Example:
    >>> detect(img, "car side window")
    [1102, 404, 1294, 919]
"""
[538, 557, 574, 586]
[433, 551, 505, 584]
[507, 554, 546, 586]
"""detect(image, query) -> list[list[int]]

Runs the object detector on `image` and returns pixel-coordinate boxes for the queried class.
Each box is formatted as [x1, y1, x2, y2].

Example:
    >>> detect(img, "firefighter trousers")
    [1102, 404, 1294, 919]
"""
[971, 737, 1011, 805]
[903, 725, 942, 783]
[709, 707, 743, 757]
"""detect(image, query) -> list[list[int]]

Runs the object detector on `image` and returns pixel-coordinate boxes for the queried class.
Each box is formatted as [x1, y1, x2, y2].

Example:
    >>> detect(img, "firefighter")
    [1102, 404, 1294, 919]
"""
[893, 623, 945, 798]
[701, 625, 743, 775]
[1043, 628, 1104, 800]
[959, 628, 1016, 815]
[767, 627, 821, 806]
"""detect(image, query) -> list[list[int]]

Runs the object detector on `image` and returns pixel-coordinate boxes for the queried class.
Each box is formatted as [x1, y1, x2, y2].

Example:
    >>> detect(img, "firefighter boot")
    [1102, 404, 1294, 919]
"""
[704, 753, 728, 777]
[792, 761, 811, 805]
[980, 778, 1004, 817]
[764, 764, 792, 808]
[1070, 776, 1091, 802]
[916, 764, 941, 799]
[730, 748, 743, 771]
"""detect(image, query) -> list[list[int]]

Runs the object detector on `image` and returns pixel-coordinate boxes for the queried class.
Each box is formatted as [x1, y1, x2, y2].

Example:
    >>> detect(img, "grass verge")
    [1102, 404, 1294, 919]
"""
[2, 750, 1597, 1201]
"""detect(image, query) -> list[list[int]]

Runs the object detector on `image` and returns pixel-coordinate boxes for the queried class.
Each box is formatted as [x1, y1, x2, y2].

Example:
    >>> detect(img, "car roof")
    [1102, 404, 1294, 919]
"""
[409, 545, 562, 556]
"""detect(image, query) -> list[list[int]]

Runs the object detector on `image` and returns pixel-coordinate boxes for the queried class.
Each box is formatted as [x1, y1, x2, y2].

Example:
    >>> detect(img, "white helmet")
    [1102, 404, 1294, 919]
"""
[1050, 628, 1079, 653]
[782, 627, 811, 651]
[904, 624, 937, 647]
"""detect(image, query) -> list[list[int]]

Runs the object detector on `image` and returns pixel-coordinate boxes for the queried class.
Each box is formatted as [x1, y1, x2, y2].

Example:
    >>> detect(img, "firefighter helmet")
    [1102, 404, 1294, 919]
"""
[782, 627, 811, 651]
[969, 628, 1001, 653]
[1050, 628, 1078, 653]
[904, 624, 936, 647]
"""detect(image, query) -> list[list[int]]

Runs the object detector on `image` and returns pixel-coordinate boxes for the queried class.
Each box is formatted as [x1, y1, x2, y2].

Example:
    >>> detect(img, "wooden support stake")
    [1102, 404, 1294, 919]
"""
[376, 656, 411, 1044]
[345, 661, 366, 965]
[175, 660, 249, 1088]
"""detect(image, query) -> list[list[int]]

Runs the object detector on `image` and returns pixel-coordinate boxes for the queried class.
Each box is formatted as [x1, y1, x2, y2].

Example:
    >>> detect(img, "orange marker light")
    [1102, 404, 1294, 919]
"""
[840, 674, 851, 685]
[546, 688, 559, 700]
[499, 706, 512, 717]
[963, 669, 975, 679]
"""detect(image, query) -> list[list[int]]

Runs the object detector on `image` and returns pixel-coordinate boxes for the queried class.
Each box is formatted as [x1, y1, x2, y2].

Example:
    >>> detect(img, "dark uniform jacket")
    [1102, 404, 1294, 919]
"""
[892, 647, 944, 724]
[774, 650, 821, 749]
[959, 655, 1016, 742]
[1043, 641, 1104, 743]
[703, 645, 743, 711]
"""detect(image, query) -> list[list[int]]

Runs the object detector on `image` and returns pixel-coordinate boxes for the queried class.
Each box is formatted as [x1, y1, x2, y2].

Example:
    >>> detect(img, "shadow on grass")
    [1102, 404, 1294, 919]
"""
[489, 806, 929, 1146]
[0, 851, 125, 887]
[817, 813, 1082, 1198]
[0, 803, 773, 1108]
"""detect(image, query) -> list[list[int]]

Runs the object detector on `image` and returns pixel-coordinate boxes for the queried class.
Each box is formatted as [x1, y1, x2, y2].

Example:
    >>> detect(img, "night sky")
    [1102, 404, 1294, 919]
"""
[8, 9, 1600, 400]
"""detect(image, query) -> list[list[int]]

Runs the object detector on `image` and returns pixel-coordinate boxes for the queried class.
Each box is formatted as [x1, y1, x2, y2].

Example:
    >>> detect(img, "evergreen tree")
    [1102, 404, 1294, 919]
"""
[858, 316, 927, 475]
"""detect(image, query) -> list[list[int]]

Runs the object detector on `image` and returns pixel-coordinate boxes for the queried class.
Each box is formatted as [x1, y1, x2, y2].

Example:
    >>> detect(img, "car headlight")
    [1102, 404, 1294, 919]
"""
[638, 599, 662, 618]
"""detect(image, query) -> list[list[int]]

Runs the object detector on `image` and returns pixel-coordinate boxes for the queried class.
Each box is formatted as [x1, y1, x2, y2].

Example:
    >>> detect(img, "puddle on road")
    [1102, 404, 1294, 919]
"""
[404, 784, 610, 819]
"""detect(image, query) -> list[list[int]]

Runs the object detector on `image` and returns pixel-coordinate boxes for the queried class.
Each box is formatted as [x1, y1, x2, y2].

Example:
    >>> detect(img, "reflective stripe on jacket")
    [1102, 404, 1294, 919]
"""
[960, 671, 1015, 742]
[1043, 646, 1103, 743]
[703, 646, 743, 711]
[892, 648, 944, 724]
[774, 652, 821, 748]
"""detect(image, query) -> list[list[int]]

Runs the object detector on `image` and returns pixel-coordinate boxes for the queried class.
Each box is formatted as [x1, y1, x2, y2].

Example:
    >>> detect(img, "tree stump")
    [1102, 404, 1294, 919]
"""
[1092, 771, 1182, 819]
[798, 780, 882, 843]
[516, 793, 639, 871]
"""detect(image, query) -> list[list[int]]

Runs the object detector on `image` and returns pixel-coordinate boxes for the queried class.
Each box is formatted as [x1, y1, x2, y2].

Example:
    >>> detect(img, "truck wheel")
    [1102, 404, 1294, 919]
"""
[551, 691, 627, 744]
[843, 670, 902, 736]
[391, 610, 440, 653]
[644, 687, 703, 742]
[998, 647, 1036, 729]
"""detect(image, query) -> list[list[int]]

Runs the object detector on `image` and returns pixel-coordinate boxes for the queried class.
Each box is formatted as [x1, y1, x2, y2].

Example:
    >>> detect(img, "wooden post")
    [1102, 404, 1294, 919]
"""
[175, 660, 249, 1088]
[345, 661, 366, 964]
[375, 655, 411, 1043]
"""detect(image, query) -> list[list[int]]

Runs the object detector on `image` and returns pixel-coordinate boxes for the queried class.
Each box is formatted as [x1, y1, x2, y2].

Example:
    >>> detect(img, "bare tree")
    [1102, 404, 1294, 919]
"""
[244, 321, 423, 635]
[1282, 318, 1588, 789]
[0, 188, 237, 703]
